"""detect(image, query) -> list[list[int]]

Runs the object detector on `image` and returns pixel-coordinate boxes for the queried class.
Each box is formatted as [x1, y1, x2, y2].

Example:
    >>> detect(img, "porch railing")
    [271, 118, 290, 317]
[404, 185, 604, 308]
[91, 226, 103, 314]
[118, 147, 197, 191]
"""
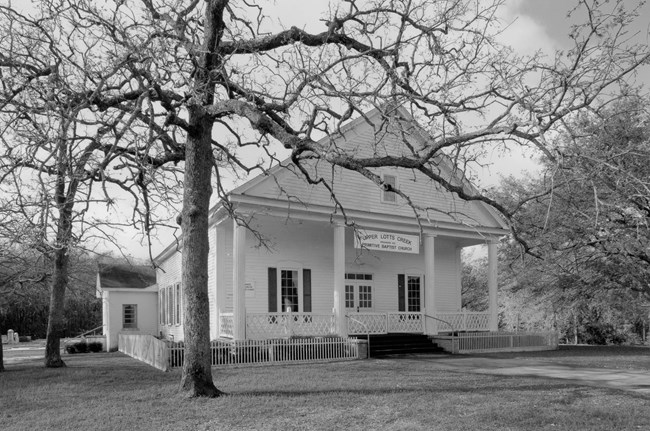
[435, 312, 490, 332]
[219, 313, 234, 338]
[346, 312, 424, 334]
[246, 312, 336, 340]
[347, 313, 387, 334]
[218, 311, 491, 338]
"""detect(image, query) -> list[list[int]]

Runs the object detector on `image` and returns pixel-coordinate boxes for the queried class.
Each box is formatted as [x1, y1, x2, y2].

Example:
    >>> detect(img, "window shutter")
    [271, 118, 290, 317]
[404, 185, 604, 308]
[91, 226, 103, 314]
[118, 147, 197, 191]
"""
[398, 274, 405, 312]
[268, 267, 277, 312]
[303, 269, 312, 312]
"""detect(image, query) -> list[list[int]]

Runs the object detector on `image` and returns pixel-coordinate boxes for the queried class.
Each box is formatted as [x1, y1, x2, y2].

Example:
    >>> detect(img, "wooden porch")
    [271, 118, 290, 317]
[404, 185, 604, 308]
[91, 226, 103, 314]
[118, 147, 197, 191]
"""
[218, 310, 492, 339]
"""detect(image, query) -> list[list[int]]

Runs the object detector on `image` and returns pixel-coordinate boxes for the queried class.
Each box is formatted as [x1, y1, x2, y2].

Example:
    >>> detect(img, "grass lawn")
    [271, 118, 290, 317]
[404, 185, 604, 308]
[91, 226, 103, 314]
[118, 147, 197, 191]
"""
[479, 345, 650, 371]
[1, 349, 650, 431]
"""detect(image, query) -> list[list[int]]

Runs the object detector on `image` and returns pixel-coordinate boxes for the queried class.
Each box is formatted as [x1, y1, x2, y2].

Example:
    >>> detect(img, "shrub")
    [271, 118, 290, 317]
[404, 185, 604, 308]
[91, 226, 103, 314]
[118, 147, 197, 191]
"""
[87, 342, 103, 352]
[65, 343, 78, 354]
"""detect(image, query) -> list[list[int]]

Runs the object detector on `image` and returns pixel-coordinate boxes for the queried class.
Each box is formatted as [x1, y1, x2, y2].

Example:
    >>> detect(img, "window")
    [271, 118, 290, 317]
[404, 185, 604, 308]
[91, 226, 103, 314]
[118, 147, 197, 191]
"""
[159, 288, 166, 325]
[345, 285, 354, 308]
[381, 174, 397, 203]
[280, 270, 299, 312]
[174, 283, 182, 325]
[167, 286, 173, 325]
[345, 273, 373, 281]
[358, 285, 372, 309]
[123, 304, 137, 329]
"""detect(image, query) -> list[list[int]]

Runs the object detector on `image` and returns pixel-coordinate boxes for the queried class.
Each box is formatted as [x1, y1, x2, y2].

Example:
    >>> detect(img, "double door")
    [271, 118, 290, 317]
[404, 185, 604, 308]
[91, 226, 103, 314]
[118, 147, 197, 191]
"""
[345, 273, 373, 312]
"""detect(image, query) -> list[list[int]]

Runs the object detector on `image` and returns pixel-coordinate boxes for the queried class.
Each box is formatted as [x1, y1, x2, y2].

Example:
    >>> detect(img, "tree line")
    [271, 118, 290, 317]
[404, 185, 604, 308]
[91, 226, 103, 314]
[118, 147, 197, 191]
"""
[462, 98, 650, 344]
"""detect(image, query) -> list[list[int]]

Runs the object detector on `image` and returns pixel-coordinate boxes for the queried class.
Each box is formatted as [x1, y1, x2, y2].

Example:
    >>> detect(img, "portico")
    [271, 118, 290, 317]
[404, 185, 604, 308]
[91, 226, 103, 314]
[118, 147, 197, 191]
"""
[220, 206, 502, 341]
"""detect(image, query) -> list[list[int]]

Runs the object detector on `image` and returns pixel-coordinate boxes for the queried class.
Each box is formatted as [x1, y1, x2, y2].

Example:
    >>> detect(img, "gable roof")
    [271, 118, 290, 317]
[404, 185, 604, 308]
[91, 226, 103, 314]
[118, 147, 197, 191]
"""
[157, 105, 509, 263]
[97, 263, 156, 289]
[229, 105, 508, 231]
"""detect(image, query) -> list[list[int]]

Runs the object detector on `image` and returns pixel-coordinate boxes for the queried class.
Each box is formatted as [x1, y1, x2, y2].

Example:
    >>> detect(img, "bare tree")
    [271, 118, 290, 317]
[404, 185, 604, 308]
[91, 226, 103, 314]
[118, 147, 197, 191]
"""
[0, 5, 182, 367]
[1, 0, 648, 395]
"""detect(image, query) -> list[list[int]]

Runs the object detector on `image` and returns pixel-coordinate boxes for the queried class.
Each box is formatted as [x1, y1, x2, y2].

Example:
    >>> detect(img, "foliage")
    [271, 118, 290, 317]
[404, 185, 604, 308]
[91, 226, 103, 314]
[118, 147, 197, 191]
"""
[65, 341, 102, 353]
[461, 255, 488, 312]
[492, 100, 650, 343]
[0, 248, 101, 338]
[501, 97, 650, 295]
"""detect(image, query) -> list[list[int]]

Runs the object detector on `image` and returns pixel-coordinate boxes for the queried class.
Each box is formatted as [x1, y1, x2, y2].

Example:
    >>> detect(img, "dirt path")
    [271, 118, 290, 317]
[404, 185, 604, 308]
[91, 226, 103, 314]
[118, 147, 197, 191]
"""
[430, 355, 650, 395]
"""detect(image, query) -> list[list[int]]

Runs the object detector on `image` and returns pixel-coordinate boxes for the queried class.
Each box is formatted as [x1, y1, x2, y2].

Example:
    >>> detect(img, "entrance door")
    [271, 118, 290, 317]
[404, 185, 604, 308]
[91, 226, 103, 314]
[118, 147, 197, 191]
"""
[406, 275, 421, 312]
[345, 273, 374, 312]
[398, 274, 422, 312]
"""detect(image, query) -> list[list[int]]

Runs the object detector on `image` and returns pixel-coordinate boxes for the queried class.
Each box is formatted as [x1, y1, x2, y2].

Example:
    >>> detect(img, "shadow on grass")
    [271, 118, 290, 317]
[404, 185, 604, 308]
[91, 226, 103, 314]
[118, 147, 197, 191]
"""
[231, 380, 576, 398]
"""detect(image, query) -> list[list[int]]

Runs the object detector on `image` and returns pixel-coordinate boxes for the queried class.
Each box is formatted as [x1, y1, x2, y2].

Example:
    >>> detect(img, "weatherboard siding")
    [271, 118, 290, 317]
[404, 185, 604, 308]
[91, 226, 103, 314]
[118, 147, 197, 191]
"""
[156, 247, 183, 341]
[241, 119, 494, 227]
[216, 215, 461, 316]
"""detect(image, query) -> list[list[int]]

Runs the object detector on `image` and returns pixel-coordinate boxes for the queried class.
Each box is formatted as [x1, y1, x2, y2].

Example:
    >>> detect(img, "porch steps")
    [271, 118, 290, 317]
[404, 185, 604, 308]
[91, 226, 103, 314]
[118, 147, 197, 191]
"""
[366, 333, 445, 357]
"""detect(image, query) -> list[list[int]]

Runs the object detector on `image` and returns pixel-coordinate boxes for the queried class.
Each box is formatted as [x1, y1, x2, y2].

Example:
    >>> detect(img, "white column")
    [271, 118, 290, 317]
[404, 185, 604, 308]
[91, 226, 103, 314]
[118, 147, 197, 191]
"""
[333, 223, 347, 337]
[488, 241, 499, 332]
[424, 234, 437, 335]
[232, 218, 247, 340]
[216, 224, 226, 336]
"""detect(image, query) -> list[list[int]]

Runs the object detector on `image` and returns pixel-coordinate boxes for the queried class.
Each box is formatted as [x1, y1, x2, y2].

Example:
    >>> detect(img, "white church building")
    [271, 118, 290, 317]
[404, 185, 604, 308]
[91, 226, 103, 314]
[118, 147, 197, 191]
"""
[149, 106, 509, 345]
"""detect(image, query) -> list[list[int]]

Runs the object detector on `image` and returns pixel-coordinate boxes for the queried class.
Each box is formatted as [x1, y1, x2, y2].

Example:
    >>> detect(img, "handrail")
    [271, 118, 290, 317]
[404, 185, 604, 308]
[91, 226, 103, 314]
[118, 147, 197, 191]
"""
[79, 325, 105, 337]
[422, 313, 455, 333]
[64, 325, 105, 345]
[422, 314, 457, 353]
[346, 315, 371, 357]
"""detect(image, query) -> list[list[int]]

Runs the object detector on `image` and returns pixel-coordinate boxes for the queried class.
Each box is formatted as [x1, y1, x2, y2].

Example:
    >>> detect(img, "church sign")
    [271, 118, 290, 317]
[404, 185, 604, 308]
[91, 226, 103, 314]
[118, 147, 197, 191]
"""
[354, 230, 420, 254]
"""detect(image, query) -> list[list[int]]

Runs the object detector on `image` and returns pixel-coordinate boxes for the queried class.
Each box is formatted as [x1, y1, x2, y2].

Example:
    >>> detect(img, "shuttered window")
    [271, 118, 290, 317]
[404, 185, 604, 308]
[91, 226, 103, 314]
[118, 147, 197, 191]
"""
[174, 283, 182, 325]
[159, 288, 166, 324]
[268, 267, 312, 313]
[123, 304, 137, 329]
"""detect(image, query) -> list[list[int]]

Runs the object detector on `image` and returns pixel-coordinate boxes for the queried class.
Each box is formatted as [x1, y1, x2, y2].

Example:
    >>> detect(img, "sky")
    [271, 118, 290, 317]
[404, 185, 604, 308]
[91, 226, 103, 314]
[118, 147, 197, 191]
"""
[104, 0, 650, 260]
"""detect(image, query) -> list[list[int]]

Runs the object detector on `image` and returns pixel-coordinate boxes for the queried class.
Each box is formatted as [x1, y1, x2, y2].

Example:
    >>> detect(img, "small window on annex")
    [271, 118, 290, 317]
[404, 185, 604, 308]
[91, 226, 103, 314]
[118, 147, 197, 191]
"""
[123, 304, 138, 329]
[382, 174, 397, 203]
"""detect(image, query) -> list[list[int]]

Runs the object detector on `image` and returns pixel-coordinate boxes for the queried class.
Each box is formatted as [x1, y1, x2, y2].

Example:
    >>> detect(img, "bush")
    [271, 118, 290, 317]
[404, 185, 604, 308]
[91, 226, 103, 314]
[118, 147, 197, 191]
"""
[582, 322, 626, 345]
[87, 342, 103, 352]
[65, 341, 93, 354]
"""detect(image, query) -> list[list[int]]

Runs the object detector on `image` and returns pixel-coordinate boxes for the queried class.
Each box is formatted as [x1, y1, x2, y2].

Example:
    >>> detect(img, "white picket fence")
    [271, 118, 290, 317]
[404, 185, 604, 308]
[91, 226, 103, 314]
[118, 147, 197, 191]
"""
[434, 331, 559, 354]
[167, 337, 364, 368]
[119, 334, 170, 371]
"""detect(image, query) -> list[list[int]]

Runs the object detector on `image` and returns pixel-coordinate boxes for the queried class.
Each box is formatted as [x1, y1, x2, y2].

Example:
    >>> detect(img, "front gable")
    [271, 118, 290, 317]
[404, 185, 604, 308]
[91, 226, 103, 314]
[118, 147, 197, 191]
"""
[233, 107, 506, 230]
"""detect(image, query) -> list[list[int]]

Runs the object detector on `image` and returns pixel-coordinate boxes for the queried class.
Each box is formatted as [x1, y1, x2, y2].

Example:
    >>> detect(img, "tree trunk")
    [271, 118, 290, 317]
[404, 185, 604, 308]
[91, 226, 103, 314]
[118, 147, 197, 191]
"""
[44, 246, 69, 368]
[0, 329, 4, 372]
[179, 108, 222, 397]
